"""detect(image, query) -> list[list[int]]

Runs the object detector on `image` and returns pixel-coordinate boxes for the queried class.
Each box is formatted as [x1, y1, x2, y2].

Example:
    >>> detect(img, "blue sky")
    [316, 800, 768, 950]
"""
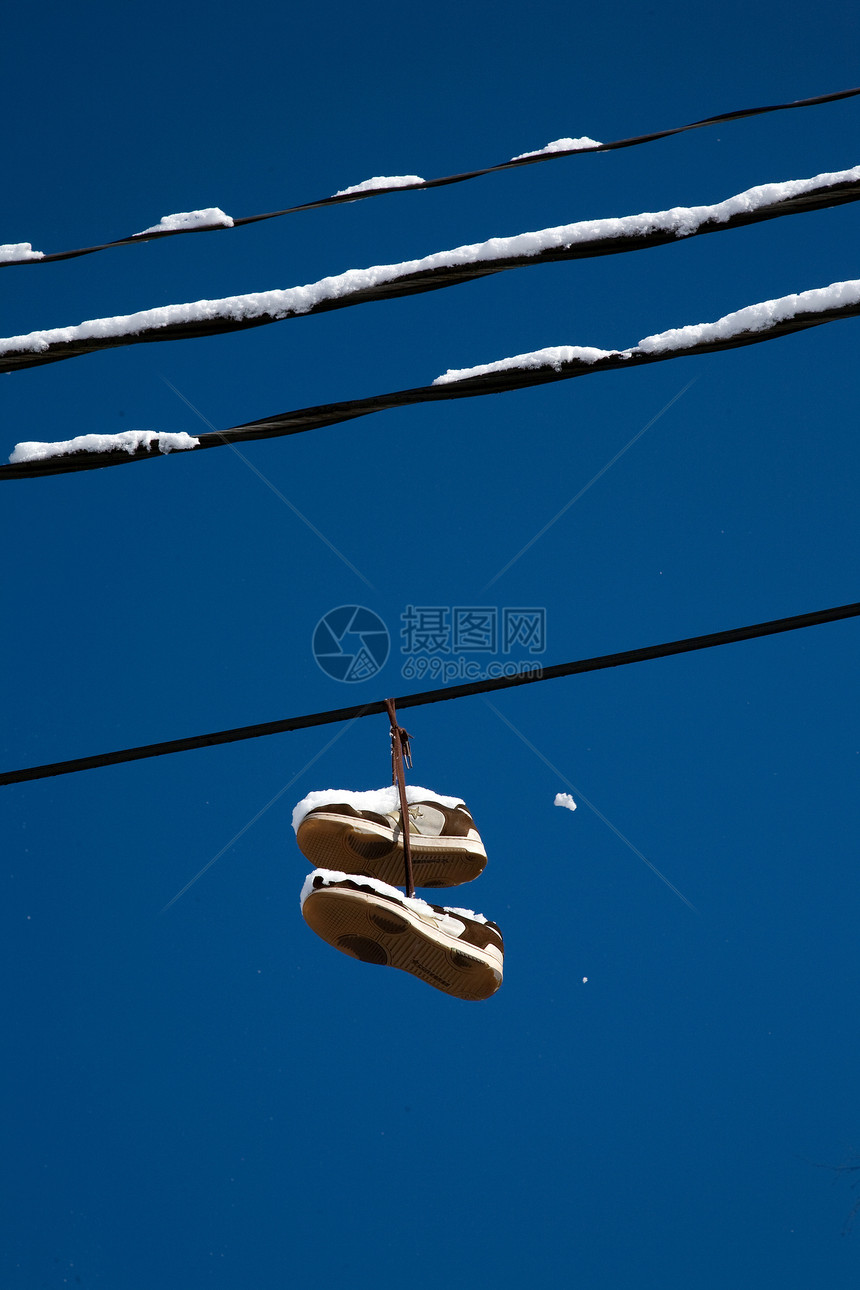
[2, 2, 859, 1286]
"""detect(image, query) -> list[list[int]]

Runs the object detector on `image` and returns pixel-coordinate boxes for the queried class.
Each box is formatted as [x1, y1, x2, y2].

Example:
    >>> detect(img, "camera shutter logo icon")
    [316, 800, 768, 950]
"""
[312, 606, 390, 682]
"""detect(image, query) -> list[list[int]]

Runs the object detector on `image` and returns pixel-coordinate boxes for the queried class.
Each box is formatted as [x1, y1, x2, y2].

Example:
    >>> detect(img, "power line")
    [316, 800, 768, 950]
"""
[5, 281, 859, 480]
[2, 600, 856, 787]
[2, 84, 857, 270]
[3, 169, 859, 376]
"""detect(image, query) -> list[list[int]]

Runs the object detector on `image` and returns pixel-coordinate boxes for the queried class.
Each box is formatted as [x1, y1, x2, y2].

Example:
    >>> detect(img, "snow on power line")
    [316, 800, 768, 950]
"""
[1, 165, 858, 370]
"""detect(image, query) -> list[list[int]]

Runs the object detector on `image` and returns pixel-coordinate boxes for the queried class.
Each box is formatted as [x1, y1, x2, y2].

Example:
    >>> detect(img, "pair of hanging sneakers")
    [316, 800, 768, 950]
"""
[294, 786, 503, 1001]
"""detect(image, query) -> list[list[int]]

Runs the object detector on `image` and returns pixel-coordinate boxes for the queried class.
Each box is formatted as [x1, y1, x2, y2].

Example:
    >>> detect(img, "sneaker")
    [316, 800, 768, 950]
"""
[293, 786, 487, 888]
[300, 869, 504, 1001]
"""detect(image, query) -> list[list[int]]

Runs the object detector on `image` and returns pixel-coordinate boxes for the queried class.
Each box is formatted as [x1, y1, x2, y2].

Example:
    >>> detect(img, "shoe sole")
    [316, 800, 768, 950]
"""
[302, 886, 503, 1001]
[296, 812, 487, 887]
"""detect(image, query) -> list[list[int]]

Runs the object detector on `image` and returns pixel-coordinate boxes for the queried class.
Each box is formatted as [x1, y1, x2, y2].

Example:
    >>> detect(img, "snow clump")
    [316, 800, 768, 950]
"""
[334, 175, 425, 197]
[9, 429, 200, 464]
[0, 243, 44, 262]
[512, 136, 602, 160]
[134, 208, 234, 235]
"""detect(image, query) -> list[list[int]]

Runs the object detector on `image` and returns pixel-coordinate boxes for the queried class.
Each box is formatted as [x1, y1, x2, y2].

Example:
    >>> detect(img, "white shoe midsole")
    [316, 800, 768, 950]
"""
[302, 811, 486, 856]
[311, 885, 503, 973]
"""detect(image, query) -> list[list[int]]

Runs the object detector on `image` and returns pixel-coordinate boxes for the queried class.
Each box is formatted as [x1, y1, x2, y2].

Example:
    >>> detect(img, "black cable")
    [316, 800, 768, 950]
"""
[2, 85, 857, 270]
[4, 284, 859, 480]
[3, 171, 859, 377]
[2, 600, 856, 787]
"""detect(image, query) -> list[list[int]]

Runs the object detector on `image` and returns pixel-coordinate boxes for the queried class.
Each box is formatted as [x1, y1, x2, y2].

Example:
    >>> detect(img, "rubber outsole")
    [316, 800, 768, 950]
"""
[296, 812, 487, 887]
[301, 886, 503, 1001]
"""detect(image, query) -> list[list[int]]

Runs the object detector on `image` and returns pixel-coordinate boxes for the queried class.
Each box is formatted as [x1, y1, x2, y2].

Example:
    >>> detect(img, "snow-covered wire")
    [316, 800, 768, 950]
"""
[2, 84, 857, 270]
[2, 165, 858, 377]
[4, 276, 859, 480]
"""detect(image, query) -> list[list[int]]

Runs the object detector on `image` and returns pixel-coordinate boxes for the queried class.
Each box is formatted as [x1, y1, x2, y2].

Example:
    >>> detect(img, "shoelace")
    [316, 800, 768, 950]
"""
[386, 698, 415, 896]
